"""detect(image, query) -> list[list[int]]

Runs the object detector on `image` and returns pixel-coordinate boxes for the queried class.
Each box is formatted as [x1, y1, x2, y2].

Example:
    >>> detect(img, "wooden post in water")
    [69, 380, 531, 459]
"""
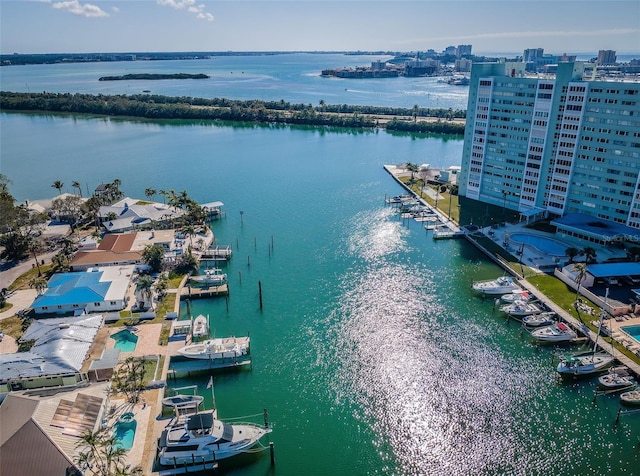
[271, 235, 274, 249]
[238, 270, 242, 283]
[270, 442, 275, 466]
[247, 255, 251, 267]
[254, 237, 257, 250]
[263, 408, 269, 428]
[240, 210, 244, 224]
[258, 280, 263, 309]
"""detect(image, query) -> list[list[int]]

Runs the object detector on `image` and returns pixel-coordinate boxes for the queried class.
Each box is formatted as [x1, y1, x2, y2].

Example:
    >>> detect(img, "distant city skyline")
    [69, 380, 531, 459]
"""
[1, 0, 639, 56]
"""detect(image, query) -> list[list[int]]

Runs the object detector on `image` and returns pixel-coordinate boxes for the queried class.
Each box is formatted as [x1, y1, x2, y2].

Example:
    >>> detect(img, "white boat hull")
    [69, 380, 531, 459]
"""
[530, 323, 577, 344]
[159, 420, 269, 465]
[620, 389, 640, 406]
[472, 276, 520, 295]
[177, 337, 250, 360]
[556, 352, 615, 376]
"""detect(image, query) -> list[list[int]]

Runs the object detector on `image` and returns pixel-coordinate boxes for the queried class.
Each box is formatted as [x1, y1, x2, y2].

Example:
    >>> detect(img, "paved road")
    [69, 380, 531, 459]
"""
[0, 251, 57, 321]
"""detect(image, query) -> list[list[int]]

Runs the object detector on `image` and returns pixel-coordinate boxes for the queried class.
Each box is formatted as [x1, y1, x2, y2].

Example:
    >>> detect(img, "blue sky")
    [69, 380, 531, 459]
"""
[1, 0, 639, 55]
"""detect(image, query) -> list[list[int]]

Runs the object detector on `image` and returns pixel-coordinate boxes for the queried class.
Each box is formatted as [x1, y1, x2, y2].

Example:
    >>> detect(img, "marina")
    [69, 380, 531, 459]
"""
[2, 54, 640, 474]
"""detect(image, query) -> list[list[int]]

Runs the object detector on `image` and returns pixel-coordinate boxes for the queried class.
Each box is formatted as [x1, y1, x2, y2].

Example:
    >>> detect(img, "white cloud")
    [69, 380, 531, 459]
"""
[52, 0, 109, 18]
[158, 0, 214, 21]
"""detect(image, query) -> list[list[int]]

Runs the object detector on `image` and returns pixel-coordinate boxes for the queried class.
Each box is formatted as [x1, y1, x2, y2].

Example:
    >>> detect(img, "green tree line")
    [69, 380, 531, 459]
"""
[0, 91, 465, 134]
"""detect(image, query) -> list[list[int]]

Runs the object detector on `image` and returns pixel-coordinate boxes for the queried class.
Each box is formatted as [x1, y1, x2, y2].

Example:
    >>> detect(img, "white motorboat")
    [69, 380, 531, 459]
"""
[472, 276, 520, 295]
[598, 367, 636, 391]
[620, 389, 640, 406]
[500, 290, 533, 303]
[500, 300, 543, 318]
[162, 394, 205, 410]
[190, 268, 228, 285]
[158, 411, 271, 465]
[530, 322, 578, 344]
[556, 350, 615, 377]
[522, 312, 556, 328]
[192, 314, 209, 338]
[177, 336, 250, 360]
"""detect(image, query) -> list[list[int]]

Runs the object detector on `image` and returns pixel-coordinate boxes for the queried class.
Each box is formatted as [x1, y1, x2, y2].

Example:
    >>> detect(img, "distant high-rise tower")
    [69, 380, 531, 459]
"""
[456, 45, 472, 58]
[523, 48, 544, 63]
[597, 50, 617, 65]
[444, 45, 457, 56]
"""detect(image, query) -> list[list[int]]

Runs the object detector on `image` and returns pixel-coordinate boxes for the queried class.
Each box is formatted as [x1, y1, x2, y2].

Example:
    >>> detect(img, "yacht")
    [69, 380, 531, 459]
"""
[190, 268, 228, 285]
[500, 290, 533, 303]
[597, 367, 636, 391]
[556, 350, 615, 377]
[500, 301, 544, 318]
[557, 289, 615, 377]
[158, 411, 271, 465]
[530, 322, 577, 344]
[620, 389, 640, 406]
[162, 394, 205, 411]
[521, 312, 556, 328]
[472, 276, 520, 295]
[177, 336, 250, 360]
[192, 314, 209, 338]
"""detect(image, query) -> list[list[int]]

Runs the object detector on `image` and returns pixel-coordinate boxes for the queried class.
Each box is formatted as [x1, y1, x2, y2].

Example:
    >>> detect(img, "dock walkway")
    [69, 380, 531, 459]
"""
[383, 165, 463, 237]
[517, 279, 640, 377]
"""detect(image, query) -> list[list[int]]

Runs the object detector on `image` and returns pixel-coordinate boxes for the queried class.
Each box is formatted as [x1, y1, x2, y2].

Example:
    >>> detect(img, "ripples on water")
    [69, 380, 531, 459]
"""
[318, 207, 594, 475]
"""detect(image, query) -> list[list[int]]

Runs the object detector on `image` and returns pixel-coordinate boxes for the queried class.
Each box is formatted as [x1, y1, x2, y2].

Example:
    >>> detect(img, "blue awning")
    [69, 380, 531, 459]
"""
[587, 262, 640, 278]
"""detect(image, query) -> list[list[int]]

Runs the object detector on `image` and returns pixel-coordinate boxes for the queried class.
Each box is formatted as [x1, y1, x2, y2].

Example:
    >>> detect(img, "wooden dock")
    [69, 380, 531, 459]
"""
[181, 284, 229, 299]
[167, 357, 252, 377]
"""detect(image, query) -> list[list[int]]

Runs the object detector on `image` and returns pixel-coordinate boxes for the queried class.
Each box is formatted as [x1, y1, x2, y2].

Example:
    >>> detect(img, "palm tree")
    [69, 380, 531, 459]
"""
[144, 188, 156, 201]
[582, 246, 597, 264]
[136, 274, 154, 310]
[51, 180, 64, 195]
[405, 162, 419, 182]
[75, 428, 142, 476]
[181, 224, 196, 248]
[111, 356, 147, 404]
[565, 247, 579, 264]
[573, 262, 588, 323]
[29, 276, 47, 295]
[71, 180, 82, 197]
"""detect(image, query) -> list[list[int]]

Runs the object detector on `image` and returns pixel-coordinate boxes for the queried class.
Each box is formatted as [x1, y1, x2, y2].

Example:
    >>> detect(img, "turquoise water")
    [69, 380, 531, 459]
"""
[509, 233, 570, 256]
[1, 55, 639, 474]
[113, 413, 137, 451]
[111, 329, 138, 353]
[622, 325, 640, 345]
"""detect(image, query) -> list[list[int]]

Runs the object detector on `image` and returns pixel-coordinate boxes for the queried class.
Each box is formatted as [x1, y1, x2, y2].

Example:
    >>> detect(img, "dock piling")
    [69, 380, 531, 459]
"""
[238, 271, 242, 283]
[259, 280, 263, 309]
[270, 442, 275, 466]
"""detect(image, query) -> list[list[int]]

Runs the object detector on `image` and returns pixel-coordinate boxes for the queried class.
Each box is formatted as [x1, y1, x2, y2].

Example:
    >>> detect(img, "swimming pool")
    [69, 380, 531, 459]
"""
[621, 324, 640, 345]
[113, 412, 136, 451]
[111, 329, 138, 352]
[509, 233, 569, 257]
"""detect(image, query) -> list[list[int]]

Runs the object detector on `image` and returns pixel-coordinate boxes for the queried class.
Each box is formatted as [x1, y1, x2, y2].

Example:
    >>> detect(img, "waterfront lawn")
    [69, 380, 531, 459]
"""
[9, 263, 54, 291]
[0, 315, 26, 340]
[472, 235, 537, 278]
[528, 275, 583, 319]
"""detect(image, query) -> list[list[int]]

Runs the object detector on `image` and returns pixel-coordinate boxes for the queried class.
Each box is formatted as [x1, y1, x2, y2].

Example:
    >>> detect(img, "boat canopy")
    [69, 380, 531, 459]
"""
[187, 413, 214, 431]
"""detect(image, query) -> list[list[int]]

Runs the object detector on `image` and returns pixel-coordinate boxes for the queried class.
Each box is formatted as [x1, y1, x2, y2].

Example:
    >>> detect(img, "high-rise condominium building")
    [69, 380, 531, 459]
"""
[597, 50, 617, 65]
[459, 61, 640, 228]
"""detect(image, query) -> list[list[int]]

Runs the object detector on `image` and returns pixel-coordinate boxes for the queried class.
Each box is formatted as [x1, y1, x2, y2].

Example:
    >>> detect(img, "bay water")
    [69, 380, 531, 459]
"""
[1, 53, 639, 475]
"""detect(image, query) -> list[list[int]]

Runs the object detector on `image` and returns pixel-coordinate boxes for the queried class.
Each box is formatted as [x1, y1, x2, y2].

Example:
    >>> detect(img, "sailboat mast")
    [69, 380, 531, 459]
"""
[594, 287, 609, 352]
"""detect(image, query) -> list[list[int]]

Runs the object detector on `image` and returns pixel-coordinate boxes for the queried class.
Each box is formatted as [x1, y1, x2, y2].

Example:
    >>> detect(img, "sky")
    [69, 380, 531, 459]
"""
[1, 0, 639, 55]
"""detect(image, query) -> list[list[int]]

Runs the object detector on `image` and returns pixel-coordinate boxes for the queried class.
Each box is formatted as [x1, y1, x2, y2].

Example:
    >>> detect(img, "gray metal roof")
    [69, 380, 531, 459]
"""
[1, 314, 103, 381]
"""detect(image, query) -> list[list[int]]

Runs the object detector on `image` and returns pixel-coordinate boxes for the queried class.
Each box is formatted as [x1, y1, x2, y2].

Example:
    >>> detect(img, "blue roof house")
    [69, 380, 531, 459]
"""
[31, 266, 133, 315]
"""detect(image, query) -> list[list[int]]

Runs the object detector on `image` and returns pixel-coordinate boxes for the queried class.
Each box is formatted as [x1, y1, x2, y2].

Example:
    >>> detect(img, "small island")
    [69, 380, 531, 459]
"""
[98, 73, 209, 81]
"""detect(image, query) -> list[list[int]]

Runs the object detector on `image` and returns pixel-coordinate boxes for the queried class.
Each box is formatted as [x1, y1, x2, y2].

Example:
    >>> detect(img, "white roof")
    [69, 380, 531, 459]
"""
[1, 314, 103, 380]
